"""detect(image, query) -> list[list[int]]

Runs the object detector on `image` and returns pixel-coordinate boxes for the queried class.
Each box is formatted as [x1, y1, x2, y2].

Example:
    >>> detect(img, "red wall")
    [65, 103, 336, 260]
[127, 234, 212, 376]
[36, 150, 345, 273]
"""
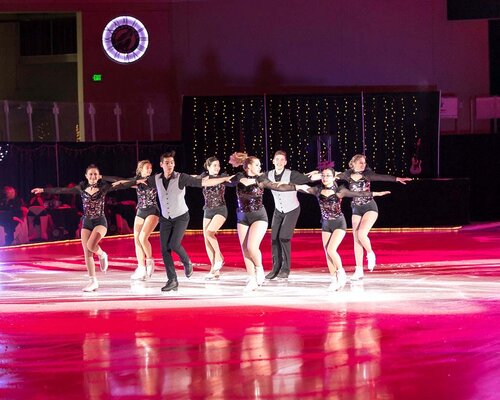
[81, 9, 176, 141]
[0, 1, 179, 141]
[0, 0, 491, 138]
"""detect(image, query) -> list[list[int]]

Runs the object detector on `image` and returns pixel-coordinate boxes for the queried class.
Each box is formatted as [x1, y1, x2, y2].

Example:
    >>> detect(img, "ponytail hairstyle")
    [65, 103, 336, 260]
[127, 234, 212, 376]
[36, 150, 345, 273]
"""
[348, 154, 366, 169]
[228, 152, 259, 171]
[228, 152, 248, 168]
[136, 160, 151, 177]
[204, 156, 219, 170]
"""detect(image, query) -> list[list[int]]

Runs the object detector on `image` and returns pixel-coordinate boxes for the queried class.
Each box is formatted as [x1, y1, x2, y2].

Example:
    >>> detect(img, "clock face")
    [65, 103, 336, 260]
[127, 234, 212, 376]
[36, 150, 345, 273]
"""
[102, 16, 149, 64]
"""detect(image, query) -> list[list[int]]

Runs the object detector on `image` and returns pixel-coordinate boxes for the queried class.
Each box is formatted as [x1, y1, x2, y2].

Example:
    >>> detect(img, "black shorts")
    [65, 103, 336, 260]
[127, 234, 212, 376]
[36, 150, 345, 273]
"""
[321, 216, 347, 233]
[204, 205, 228, 220]
[82, 215, 108, 230]
[137, 206, 160, 219]
[352, 200, 378, 217]
[237, 208, 268, 226]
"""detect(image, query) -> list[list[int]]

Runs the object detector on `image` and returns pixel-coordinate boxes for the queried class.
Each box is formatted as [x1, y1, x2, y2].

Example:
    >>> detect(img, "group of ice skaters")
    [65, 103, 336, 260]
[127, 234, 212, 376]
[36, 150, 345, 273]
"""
[32, 150, 411, 293]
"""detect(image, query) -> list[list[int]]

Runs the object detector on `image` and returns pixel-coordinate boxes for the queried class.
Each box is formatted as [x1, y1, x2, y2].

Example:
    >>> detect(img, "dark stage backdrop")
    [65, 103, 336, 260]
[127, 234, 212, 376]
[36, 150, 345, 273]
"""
[182, 91, 440, 177]
[0, 142, 184, 202]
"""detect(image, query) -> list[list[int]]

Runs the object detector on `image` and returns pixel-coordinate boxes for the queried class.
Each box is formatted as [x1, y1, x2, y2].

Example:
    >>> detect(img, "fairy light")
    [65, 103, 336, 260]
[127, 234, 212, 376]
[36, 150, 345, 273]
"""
[185, 92, 435, 177]
[0, 144, 9, 162]
[192, 97, 199, 170]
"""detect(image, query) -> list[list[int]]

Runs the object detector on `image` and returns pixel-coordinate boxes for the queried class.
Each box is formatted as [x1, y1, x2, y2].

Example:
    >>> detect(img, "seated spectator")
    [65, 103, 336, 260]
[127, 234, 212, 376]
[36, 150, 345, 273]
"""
[0, 186, 24, 245]
[41, 184, 61, 209]
[27, 193, 50, 241]
[59, 182, 83, 211]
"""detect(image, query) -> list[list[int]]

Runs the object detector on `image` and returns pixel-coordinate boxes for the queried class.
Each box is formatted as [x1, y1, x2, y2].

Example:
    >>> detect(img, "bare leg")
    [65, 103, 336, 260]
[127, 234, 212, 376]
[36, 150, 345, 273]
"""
[138, 215, 159, 259]
[205, 214, 226, 265]
[134, 216, 147, 268]
[245, 221, 268, 285]
[204, 215, 226, 278]
[237, 221, 268, 290]
[322, 230, 346, 275]
[322, 229, 347, 291]
[355, 211, 378, 254]
[141, 215, 159, 277]
[203, 218, 215, 267]
[80, 226, 106, 292]
[352, 214, 364, 270]
[237, 224, 255, 276]
[355, 211, 378, 271]
[85, 225, 107, 256]
[243, 221, 268, 270]
[81, 229, 96, 278]
[87, 225, 108, 274]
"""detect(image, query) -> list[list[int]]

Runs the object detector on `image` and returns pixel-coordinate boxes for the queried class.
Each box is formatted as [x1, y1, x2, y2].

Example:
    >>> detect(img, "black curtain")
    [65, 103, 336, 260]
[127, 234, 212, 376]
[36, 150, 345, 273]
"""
[182, 96, 265, 174]
[182, 91, 440, 176]
[0, 142, 183, 204]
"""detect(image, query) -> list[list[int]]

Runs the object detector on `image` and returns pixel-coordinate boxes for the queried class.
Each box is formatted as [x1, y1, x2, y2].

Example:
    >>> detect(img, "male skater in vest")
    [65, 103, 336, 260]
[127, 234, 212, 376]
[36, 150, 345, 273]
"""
[265, 150, 314, 280]
[147, 151, 231, 292]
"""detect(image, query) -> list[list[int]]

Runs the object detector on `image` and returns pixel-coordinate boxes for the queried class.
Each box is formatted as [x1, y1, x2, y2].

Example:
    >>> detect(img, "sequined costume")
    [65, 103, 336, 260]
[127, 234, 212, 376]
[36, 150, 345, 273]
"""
[236, 173, 296, 211]
[301, 183, 374, 232]
[102, 175, 160, 219]
[135, 179, 160, 219]
[233, 172, 296, 226]
[136, 180, 158, 210]
[197, 172, 229, 219]
[44, 179, 134, 229]
[200, 172, 227, 209]
[337, 168, 396, 215]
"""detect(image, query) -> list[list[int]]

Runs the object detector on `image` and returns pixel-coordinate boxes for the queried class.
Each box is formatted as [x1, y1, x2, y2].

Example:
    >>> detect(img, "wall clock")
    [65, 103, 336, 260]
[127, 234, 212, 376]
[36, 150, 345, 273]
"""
[102, 16, 149, 64]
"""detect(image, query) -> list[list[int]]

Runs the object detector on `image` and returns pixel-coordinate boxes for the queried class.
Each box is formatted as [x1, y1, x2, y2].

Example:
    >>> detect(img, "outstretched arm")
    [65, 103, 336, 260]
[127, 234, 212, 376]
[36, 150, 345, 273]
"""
[201, 175, 234, 187]
[31, 186, 79, 195]
[257, 176, 296, 191]
[363, 170, 411, 184]
[102, 175, 128, 183]
[337, 186, 391, 199]
[108, 179, 142, 191]
[295, 184, 316, 195]
[395, 177, 412, 184]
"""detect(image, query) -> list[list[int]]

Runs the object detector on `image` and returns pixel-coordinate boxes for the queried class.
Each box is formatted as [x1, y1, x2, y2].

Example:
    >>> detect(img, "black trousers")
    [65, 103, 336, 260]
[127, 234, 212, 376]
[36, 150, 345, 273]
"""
[159, 212, 191, 280]
[271, 206, 301, 274]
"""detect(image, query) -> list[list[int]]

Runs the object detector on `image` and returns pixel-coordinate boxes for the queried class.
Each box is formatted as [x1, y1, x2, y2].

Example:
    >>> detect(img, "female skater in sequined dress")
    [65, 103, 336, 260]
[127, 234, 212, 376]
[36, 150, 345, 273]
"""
[296, 167, 390, 291]
[199, 157, 230, 280]
[108, 160, 161, 281]
[229, 152, 298, 291]
[32, 164, 136, 292]
[337, 155, 411, 280]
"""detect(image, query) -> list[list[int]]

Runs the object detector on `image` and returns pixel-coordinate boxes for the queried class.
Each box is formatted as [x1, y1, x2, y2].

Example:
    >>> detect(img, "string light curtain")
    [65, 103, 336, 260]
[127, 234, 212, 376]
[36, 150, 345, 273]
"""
[363, 92, 439, 177]
[182, 96, 265, 174]
[266, 94, 363, 172]
[183, 91, 439, 176]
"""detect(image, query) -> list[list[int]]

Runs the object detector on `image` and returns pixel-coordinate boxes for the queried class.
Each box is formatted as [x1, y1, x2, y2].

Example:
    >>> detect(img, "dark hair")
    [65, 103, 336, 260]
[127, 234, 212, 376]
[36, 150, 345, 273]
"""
[160, 151, 176, 162]
[86, 164, 100, 173]
[320, 167, 336, 176]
